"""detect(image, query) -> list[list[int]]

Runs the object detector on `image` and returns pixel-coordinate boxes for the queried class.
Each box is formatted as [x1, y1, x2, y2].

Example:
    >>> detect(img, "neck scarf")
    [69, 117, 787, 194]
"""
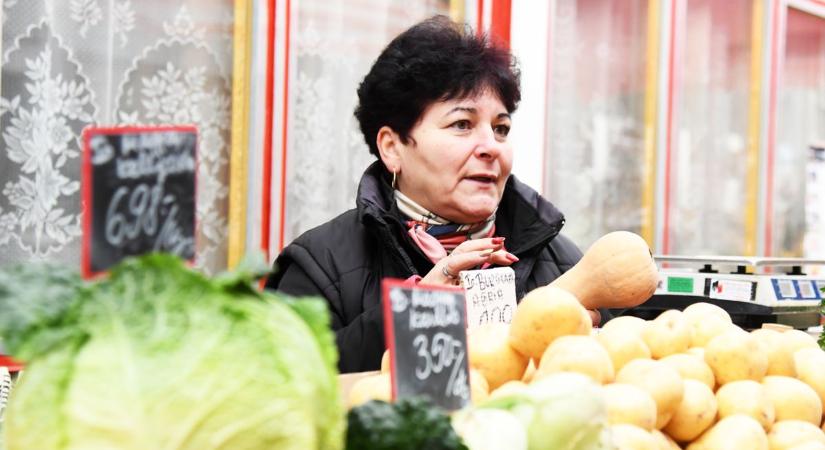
[395, 190, 496, 264]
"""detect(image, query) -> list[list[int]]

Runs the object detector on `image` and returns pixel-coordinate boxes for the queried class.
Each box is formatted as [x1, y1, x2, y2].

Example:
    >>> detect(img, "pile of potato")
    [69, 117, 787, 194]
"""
[464, 285, 825, 450]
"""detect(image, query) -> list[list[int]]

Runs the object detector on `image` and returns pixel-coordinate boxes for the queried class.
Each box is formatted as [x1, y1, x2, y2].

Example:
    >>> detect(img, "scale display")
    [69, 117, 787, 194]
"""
[646, 256, 825, 329]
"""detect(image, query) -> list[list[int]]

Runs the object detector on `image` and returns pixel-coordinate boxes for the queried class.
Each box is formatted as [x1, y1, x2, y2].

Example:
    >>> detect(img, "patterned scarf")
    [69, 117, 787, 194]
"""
[395, 190, 496, 264]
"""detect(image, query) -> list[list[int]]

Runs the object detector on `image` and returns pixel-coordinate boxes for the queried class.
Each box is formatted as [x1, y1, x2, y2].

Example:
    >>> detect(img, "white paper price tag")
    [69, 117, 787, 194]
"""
[460, 267, 517, 329]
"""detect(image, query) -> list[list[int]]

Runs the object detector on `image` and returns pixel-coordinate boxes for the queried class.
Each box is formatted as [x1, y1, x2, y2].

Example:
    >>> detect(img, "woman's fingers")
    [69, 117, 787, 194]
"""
[421, 249, 498, 286]
[452, 237, 505, 254]
[588, 309, 601, 327]
[442, 249, 496, 276]
[420, 244, 519, 287]
[487, 249, 519, 266]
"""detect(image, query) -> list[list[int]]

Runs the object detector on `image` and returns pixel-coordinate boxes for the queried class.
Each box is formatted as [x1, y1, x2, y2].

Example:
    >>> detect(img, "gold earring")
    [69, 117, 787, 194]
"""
[392, 170, 397, 189]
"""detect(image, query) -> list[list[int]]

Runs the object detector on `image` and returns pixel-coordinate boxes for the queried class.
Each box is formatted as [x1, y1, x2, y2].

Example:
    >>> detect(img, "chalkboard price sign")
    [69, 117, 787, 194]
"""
[81, 126, 197, 278]
[382, 278, 471, 411]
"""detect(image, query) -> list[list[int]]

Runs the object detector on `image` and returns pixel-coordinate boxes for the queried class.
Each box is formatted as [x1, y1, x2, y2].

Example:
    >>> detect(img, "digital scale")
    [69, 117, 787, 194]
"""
[617, 256, 825, 330]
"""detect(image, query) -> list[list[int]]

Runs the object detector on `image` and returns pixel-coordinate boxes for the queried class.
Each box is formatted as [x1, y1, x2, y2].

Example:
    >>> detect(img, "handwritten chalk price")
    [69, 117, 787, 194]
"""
[460, 267, 517, 329]
[82, 126, 197, 277]
[382, 279, 471, 411]
[413, 332, 470, 399]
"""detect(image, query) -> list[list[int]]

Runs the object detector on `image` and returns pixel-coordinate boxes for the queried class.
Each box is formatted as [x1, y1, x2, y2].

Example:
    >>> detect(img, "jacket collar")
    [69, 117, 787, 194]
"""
[355, 160, 565, 255]
[495, 175, 566, 254]
[356, 161, 399, 226]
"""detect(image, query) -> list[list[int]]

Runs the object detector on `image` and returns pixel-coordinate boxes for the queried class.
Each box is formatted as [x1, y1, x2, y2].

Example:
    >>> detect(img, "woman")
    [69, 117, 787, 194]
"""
[266, 16, 605, 373]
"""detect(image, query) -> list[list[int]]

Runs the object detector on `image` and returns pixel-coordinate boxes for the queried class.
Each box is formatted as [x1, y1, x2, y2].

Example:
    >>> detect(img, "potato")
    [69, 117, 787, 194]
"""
[536, 335, 615, 384]
[715, 380, 775, 431]
[705, 329, 768, 385]
[686, 414, 768, 450]
[522, 358, 537, 383]
[763, 376, 823, 426]
[470, 368, 490, 404]
[660, 353, 715, 391]
[651, 429, 682, 450]
[597, 327, 652, 372]
[663, 379, 717, 442]
[771, 330, 820, 377]
[616, 358, 684, 429]
[787, 442, 825, 450]
[380, 349, 390, 373]
[602, 315, 649, 338]
[641, 310, 692, 359]
[794, 347, 825, 413]
[347, 373, 391, 408]
[782, 329, 820, 349]
[751, 328, 787, 376]
[489, 380, 527, 399]
[468, 323, 530, 390]
[767, 420, 825, 450]
[687, 347, 705, 359]
[683, 302, 733, 347]
[610, 424, 659, 450]
[509, 286, 591, 360]
[603, 383, 658, 431]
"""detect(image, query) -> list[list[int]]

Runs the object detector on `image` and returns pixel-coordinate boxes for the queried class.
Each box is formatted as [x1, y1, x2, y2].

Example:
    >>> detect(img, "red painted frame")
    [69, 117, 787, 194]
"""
[261, 0, 276, 259]
[0, 355, 23, 373]
[662, 0, 680, 254]
[491, 0, 511, 46]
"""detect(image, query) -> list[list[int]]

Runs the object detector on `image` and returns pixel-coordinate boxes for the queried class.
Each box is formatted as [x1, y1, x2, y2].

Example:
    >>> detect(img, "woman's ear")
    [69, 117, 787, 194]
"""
[376, 126, 402, 173]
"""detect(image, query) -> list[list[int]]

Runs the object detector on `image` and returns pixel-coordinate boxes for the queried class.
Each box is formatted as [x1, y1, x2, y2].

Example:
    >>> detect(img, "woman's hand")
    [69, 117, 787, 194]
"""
[588, 309, 601, 327]
[419, 238, 601, 326]
[420, 237, 518, 286]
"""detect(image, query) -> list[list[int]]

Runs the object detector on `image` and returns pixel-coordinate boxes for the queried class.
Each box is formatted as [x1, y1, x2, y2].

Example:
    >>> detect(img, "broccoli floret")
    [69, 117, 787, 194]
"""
[346, 397, 468, 450]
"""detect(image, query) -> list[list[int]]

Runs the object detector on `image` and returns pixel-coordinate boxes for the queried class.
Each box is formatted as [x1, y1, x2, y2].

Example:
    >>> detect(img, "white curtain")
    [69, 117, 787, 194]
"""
[0, 0, 233, 273]
[281, 0, 450, 245]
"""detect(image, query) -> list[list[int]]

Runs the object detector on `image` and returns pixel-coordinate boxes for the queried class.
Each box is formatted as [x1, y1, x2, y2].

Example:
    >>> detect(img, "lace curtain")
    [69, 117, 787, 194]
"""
[281, 0, 450, 245]
[0, 0, 234, 273]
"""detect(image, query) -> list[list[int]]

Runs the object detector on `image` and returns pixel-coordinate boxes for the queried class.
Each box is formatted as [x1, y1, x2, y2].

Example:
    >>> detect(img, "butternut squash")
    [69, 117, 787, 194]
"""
[550, 231, 659, 310]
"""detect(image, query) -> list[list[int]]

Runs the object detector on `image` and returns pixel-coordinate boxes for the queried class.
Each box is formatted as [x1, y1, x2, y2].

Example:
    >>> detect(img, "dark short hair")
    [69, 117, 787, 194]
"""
[354, 15, 521, 158]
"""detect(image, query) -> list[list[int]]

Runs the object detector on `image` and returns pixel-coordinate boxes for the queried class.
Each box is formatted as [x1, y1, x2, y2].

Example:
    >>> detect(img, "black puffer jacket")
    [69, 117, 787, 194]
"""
[266, 161, 588, 373]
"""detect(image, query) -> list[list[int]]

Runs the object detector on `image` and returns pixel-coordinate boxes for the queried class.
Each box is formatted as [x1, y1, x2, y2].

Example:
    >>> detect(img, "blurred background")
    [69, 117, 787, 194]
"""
[0, 0, 823, 272]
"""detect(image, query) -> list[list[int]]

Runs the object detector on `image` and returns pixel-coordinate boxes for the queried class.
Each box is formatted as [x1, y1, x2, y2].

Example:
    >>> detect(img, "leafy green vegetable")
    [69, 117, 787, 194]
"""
[452, 408, 527, 450]
[820, 287, 824, 350]
[479, 372, 612, 450]
[0, 262, 83, 360]
[346, 397, 468, 450]
[0, 253, 344, 450]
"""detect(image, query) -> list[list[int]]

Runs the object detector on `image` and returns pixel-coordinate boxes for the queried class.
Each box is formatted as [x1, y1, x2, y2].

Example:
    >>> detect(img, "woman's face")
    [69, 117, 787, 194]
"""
[393, 91, 513, 224]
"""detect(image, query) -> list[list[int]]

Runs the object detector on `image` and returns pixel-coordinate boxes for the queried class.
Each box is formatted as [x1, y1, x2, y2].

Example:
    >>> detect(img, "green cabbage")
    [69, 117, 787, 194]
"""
[478, 372, 613, 450]
[451, 407, 527, 450]
[0, 254, 343, 450]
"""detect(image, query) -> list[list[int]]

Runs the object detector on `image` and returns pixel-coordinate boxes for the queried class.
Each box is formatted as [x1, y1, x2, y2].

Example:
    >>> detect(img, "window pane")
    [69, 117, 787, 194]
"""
[668, 0, 753, 255]
[545, 0, 649, 249]
[772, 7, 825, 257]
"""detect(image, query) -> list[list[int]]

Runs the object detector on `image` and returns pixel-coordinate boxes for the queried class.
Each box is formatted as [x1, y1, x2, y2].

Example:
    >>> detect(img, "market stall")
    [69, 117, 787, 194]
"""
[0, 231, 822, 449]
